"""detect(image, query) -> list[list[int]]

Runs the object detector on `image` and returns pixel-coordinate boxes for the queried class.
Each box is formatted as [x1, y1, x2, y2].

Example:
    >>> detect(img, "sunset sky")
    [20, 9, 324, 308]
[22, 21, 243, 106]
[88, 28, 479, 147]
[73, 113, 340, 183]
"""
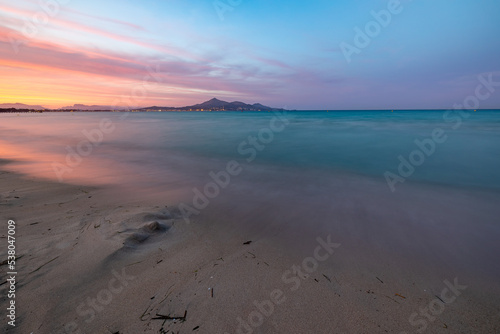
[1, 0, 499, 109]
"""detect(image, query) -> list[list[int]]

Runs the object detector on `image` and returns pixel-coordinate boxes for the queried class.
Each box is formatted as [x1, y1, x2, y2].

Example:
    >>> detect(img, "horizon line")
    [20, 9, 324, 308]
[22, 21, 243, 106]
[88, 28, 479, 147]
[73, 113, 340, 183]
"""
[1, 108, 499, 112]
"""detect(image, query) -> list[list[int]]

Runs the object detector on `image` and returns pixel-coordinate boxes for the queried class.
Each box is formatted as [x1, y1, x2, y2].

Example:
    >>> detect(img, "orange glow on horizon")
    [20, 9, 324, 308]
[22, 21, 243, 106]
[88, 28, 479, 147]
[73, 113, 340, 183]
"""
[0, 7, 260, 109]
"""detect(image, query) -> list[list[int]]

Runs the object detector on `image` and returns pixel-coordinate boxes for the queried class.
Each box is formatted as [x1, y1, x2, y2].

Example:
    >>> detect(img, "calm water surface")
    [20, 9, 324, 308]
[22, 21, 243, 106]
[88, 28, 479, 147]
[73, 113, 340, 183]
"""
[1, 110, 500, 286]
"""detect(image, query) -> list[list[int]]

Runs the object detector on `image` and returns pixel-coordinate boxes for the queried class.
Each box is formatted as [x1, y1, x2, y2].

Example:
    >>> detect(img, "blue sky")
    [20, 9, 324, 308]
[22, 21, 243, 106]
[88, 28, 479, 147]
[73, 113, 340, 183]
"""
[1, 0, 499, 109]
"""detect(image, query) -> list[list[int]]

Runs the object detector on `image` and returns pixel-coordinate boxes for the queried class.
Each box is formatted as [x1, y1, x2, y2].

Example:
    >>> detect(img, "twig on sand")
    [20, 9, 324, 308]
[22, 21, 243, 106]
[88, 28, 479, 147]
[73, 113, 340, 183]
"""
[152, 310, 187, 322]
[140, 306, 152, 321]
[322, 274, 332, 283]
[376, 276, 384, 283]
[395, 293, 406, 299]
[435, 294, 446, 303]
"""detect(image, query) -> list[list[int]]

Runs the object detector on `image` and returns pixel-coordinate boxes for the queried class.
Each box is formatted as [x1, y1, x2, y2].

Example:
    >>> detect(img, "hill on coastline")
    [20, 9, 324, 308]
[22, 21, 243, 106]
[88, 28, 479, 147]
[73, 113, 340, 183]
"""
[0, 103, 47, 110]
[139, 98, 283, 111]
[0, 99, 284, 112]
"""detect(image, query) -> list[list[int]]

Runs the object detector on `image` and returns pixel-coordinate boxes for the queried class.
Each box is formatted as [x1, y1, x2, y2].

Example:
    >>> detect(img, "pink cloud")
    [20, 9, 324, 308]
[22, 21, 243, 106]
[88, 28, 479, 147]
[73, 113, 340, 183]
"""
[0, 6, 340, 109]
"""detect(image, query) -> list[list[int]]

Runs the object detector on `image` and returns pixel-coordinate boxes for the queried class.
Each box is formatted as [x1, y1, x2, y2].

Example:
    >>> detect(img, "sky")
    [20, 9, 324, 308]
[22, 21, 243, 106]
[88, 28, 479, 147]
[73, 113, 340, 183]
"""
[0, 0, 499, 109]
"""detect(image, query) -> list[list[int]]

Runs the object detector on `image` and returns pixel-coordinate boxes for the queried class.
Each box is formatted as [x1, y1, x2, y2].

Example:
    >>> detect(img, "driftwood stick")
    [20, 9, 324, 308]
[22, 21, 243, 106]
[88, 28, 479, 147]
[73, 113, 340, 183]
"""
[152, 310, 187, 322]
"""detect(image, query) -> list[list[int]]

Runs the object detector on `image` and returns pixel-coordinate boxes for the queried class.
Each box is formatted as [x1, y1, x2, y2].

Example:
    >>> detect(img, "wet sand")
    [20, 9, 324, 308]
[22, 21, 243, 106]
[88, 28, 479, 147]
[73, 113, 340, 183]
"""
[1, 165, 500, 334]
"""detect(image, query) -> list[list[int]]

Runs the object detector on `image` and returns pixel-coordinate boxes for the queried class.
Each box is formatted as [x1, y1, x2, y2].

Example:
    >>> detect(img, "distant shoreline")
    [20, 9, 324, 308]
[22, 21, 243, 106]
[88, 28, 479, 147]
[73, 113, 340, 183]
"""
[1, 108, 500, 113]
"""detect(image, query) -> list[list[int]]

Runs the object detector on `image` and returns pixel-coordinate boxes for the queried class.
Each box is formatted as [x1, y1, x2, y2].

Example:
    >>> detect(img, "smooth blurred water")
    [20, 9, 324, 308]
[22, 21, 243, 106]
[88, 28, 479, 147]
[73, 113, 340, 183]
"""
[2, 110, 500, 285]
[1, 110, 500, 191]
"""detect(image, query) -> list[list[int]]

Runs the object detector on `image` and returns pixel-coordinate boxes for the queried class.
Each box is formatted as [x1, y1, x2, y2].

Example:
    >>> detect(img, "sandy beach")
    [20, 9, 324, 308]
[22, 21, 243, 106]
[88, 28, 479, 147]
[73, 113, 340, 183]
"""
[2, 160, 499, 334]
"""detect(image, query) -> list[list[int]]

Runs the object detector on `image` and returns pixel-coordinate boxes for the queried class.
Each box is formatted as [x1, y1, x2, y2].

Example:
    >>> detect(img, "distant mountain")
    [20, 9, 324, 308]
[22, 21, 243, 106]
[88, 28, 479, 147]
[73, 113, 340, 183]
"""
[0, 103, 46, 110]
[0, 99, 284, 112]
[139, 98, 282, 111]
[186, 98, 278, 111]
[138, 106, 176, 111]
[59, 104, 130, 111]
[190, 98, 229, 109]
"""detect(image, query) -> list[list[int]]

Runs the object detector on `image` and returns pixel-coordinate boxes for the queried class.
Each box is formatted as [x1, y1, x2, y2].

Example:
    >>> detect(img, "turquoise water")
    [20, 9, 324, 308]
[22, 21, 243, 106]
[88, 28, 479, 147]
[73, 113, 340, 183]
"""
[1, 110, 500, 191]
[135, 110, 500, 191]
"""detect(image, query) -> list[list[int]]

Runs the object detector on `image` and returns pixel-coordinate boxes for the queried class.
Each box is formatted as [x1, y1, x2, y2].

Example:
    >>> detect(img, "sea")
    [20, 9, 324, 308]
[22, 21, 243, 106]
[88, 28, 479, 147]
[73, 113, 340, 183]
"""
[1, 110, 500, 290]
